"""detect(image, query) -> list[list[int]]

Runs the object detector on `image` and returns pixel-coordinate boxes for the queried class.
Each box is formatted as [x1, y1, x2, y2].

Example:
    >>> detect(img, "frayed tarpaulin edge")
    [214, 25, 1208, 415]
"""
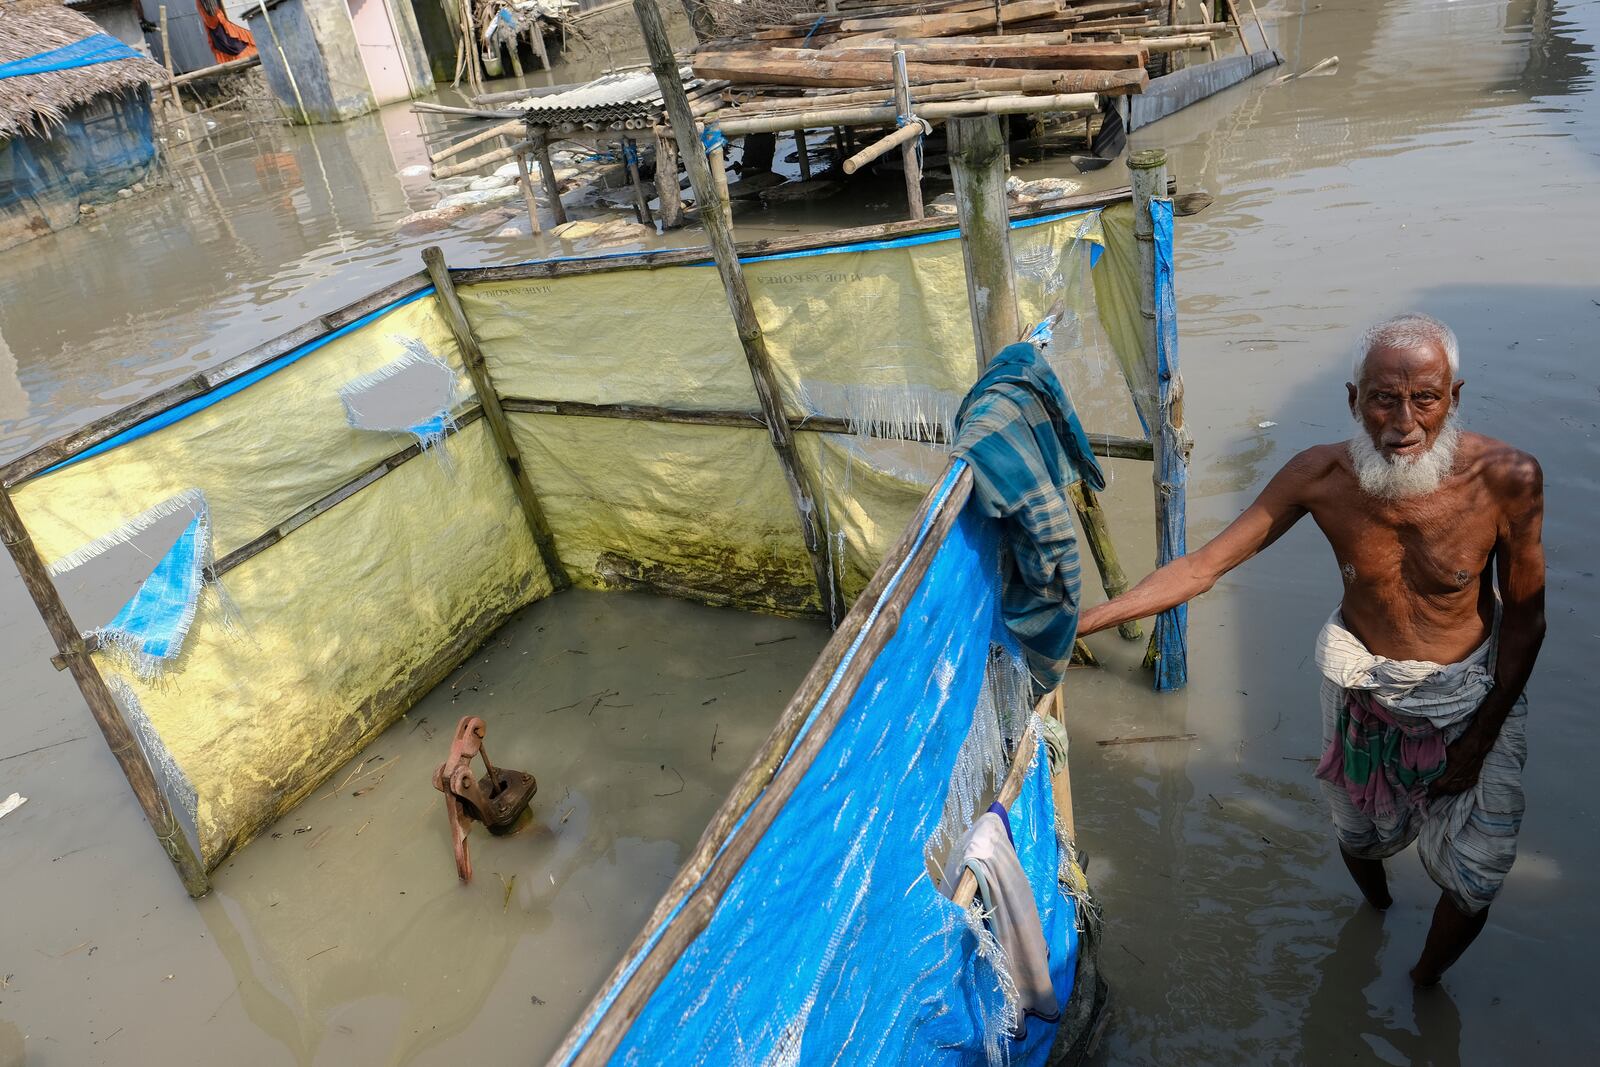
[107, 675, 201, 838]
[338, 336, 464, 462]
[797, 380, 962, 445]
[45, 487, 206, 577]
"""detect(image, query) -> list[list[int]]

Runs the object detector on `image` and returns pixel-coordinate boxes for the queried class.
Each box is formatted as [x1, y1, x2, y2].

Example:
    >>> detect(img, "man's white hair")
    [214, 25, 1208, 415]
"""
[1351, 313, 1459, 383]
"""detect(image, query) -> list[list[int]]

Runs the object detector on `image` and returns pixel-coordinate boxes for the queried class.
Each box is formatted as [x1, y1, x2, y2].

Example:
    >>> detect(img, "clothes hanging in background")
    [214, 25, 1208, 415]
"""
[955, 340, 1104, 690]
[196, 0, 257, 65]
[941, 801, 1061, 1038]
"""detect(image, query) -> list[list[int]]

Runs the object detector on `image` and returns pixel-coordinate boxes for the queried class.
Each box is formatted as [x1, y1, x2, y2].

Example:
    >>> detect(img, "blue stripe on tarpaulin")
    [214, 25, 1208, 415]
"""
[603, 487, 1079, 1064]
[554, 462, 975, 1067]
[1150, 197, 1187, 691]
[0, 34, 141, 80]
[36, 209, 1104, 476]
[98, 511, 207, 673]
[39, 288, 435, 477]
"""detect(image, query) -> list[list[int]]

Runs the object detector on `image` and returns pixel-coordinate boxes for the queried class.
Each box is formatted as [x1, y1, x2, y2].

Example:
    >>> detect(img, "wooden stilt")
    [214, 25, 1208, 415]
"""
[652, 123, 684, 229]
[1067, 482, 1141, 641]
[947, 115, 1020, 369]
[1129, 148, 1188, 691]
[421, 247, 568, 589]
[794, 127, 812, 181]
[892, 50, 924, 220]
[1047, 685, 1076, 839]
[623, 137, 654, 227]
[1223, 0, 1253, 54]
[0, 489, 210, 897]
[514, 149, 542, 235]
[531, 131, 567, 225]
[532, 24, 551, 70]
[634, 0, 843, 624]
[709, 142, 731, 208]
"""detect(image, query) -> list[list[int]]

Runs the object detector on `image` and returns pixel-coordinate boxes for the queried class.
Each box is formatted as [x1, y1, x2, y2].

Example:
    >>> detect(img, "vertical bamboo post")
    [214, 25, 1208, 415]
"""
[652, 122, 684, 228]
[531, 130, 566, 225]
[794, 128, 811, 181]
[514, 147, 541, 235]
[708, 141, 731, 209]
[622, 137, 654, 227]
[1243, 0, 1270, 51]
[256, 0, 311, 125]
[532, 21, 551, 69]
[892, 50, 924, 220]
[1223, 0, 1253, 54]
[1130, 148, 1188, 691]
[947, 116, 1020, 369]
[1067, 482, 1141, 641]
[0, 489, 210, 898]
[634, 0, 843, 624]
[1048, 685, 1076, 839]
[157, 6, 184, 122]
[421, 247, 569, 589]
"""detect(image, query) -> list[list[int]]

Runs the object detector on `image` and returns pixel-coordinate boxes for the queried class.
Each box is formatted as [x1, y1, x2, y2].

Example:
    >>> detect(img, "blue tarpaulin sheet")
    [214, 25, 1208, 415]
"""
[92, 506, 211, 679]
[0, 34, 142, 80]
[566, 462, 1081, 1064]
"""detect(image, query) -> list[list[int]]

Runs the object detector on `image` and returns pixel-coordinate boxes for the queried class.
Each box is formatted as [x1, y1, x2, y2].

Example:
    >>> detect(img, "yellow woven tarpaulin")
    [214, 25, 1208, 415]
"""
[6, 207, 1148, 869]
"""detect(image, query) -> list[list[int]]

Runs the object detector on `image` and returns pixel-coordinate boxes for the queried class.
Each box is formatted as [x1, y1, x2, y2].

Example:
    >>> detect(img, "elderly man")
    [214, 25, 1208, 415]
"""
[1077, 313, 1544, 985]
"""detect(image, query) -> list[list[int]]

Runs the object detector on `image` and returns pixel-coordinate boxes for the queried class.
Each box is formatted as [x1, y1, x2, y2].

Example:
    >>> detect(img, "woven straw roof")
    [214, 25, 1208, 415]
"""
[0, 0, 169, 139]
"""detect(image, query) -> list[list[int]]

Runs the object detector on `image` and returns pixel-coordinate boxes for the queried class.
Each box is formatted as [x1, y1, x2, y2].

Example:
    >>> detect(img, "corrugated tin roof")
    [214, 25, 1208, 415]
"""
[513, 66, 698, 124]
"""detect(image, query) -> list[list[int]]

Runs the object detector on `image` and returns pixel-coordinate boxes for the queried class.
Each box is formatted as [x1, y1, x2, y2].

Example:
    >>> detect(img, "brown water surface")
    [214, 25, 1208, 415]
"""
[2, 0, 1597, 1063]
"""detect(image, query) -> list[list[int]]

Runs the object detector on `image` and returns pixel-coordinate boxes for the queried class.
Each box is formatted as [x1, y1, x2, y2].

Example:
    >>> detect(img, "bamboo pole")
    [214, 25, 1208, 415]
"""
[0, 489, 210, 897]
[711, 90, 1097, 135]
[1129, 148, 1188, 691]
[430, 119, 521, 164]
[892, 49, 924, 219]
[652, 123, 684, 228]
[514, 149, 542, 235]
[531, 131, 567, 225]
[794, 127, 812, 180]
[635, 0, 843, 624]
[421, 247, 569, 589]
[840, 117, 924, 174]
[158, 6, 182, 115]
[1222, 0, 1252, 54]
[1068, 481, 1140, 640]
[952, 714, 1040, 905]
[1242, 0, 1270, 51]
[947, 115, 1019, 369]
[254, 0, 311, 125]
[622, 137, 654, 226]
[1047, 685, 1076, 838]
[708, 141, 731, 211]
[169, 54, 260, 87]
[431, 142, 519, 178]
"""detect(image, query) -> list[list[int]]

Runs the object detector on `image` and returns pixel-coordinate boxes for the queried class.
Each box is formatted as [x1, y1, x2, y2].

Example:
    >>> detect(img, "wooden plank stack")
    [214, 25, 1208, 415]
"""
[692, 0, 1232, 100]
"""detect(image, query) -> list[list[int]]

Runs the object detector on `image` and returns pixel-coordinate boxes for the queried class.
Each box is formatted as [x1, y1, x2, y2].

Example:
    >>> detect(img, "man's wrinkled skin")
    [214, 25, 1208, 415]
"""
[1077, 338, 1545, 986]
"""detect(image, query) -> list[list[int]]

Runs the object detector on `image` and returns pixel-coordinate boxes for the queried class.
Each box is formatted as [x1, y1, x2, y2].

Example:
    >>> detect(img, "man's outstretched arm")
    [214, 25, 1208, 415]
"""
[1077, 450, 1320, 636]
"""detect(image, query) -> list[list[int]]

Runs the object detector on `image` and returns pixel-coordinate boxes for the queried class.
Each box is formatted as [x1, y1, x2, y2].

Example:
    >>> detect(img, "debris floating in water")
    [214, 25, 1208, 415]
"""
[0, 792, 26, 820]
[1096, 733, 1199, 747]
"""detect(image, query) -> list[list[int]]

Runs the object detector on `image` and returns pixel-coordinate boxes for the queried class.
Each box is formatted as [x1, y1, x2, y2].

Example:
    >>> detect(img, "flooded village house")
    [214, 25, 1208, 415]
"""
[0, 0, 169, 249]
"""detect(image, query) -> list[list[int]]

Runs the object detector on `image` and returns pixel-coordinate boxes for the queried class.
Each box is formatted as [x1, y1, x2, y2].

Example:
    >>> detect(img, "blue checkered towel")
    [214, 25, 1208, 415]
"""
[955, 342, 1105, 689]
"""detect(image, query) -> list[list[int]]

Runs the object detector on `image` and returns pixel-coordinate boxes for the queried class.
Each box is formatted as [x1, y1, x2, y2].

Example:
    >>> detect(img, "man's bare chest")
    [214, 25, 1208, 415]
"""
[1311, 493, 1498, 597]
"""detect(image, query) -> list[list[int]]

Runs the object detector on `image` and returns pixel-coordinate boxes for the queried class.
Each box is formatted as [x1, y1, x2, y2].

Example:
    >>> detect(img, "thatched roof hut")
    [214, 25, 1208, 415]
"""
[0, 0, 169, 139]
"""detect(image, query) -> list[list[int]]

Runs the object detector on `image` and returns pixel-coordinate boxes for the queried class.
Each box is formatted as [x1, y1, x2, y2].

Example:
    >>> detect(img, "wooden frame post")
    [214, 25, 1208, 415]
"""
[622, 137, 655, 227]
[531, 130, 567, 226]
[1130, 148, 1188, 690]
[0, 488, 210, 897]
[1068, 482, 1141, 641]
[892, 50, 924, 220]
[422, 247, 570, 590]
[635, 0, 843, 624]
[652, 123, 684, 229]
[948, 116, 1020, 369]
[794, 127, 812, 181]
[514, 147, 542, 236]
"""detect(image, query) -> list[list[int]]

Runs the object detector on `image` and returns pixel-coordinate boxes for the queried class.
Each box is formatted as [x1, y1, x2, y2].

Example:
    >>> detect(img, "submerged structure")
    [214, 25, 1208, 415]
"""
[0, 0, 170, 249]
[1, 95, 1189, 1054]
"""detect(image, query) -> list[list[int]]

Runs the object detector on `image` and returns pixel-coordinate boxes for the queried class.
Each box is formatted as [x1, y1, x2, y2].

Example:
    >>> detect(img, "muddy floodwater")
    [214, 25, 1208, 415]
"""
[3, 0, 1599, 1063]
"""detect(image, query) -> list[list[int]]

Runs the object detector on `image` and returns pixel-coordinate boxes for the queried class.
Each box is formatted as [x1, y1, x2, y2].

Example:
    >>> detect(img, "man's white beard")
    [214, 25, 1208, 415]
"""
[1348, 413, 1460, 500]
